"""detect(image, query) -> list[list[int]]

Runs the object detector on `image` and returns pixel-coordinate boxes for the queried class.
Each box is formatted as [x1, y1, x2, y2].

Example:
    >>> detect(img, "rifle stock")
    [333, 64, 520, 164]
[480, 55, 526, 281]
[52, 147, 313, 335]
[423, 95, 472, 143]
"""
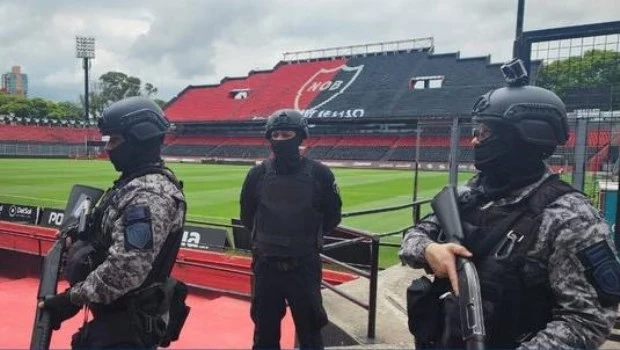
[30, 186, 102, 350]
[431, 185, 486, 350]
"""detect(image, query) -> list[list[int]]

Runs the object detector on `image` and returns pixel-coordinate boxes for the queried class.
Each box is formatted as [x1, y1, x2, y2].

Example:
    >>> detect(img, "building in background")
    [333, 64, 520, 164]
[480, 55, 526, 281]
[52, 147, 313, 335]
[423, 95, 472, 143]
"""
[1, 66, 28, 97]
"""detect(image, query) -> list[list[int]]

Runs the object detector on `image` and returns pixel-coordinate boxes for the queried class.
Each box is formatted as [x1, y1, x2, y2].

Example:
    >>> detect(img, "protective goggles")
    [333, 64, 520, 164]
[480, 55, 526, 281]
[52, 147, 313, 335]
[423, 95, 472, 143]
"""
[471, 122, 494, 142]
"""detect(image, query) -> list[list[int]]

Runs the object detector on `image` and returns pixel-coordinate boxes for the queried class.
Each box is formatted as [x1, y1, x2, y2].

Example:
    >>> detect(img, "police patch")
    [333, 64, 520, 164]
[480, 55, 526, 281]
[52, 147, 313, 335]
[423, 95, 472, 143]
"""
[125, 222, 153, 250]
[123, 205, 153, 251]
[578, 240, 620, 306]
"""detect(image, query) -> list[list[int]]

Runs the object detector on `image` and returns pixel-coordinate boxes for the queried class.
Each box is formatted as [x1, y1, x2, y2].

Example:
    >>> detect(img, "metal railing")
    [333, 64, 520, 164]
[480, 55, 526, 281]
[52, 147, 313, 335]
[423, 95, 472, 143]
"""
[162, 198, 433, 339]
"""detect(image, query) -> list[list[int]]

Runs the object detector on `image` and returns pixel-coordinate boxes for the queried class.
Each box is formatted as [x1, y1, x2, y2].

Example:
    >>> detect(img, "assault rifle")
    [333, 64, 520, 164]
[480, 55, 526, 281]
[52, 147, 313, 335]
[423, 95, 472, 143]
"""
[431, 185, 486, 350]
[30, 185, 104, 350]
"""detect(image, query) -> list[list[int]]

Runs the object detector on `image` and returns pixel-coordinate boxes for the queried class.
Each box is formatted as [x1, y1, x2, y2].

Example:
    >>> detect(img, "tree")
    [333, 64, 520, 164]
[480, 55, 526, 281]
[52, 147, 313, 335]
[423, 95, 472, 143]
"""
[50, 101, 83, 119]
[537, 49, 620, 105]
[0, 92, 88, 121]
[0, 97, 34, 119]
[153, 99, 167, 109]
[28, 98, 56, 119]
[144, 83, 158, 97]
[79, 89, 107, 118]
[80, 71, 161, 117]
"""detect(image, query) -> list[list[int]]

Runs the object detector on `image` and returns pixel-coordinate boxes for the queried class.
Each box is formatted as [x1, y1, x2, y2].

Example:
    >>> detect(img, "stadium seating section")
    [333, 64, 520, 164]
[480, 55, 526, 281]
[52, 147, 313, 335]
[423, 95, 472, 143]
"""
[165, 51, 515, 122]
[0, 49, 614, 168]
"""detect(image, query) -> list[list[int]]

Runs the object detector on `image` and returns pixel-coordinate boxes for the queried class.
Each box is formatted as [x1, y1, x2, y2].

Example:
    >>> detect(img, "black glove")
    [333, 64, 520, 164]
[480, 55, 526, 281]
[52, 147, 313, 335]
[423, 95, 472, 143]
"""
[58, 222, 79, 240]
[41, 290, 81, 330]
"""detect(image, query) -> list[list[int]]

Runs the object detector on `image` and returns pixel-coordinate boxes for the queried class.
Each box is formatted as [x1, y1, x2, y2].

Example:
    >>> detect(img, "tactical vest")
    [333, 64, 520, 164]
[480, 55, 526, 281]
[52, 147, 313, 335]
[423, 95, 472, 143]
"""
[408, 175, 578, 349]
[443, 175, 577, 349]
[252, 158, 323, 257]
[65, 164, 186, 301]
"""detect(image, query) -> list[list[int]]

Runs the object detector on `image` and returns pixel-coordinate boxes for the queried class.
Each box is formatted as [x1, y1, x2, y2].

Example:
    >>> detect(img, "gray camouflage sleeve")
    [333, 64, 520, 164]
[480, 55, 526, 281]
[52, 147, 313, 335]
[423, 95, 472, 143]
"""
[518, 194, 618, 349]
[69, 190, 177, 305]
[399, 214, 441, 268]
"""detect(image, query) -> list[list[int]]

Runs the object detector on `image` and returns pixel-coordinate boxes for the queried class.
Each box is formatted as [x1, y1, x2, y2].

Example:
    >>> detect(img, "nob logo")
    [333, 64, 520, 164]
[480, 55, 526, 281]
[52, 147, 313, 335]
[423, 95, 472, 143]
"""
[294, 64, 364, 111]
[8, 205, 16, 217]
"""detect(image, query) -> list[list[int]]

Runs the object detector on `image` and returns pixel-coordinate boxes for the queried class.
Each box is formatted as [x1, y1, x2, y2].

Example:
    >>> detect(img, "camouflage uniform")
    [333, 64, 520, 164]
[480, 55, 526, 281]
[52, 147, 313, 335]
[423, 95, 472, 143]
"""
[69, 173, 185, 305]
[399, 169, 618, 349]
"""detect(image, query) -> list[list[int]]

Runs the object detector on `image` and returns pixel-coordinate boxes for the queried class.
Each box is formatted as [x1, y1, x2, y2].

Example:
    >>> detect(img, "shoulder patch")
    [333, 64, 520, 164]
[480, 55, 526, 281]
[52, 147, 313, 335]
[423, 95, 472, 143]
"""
[123, 205, 153, 251]
[578, 240, 620, 306]
[125, 205, 151, 222]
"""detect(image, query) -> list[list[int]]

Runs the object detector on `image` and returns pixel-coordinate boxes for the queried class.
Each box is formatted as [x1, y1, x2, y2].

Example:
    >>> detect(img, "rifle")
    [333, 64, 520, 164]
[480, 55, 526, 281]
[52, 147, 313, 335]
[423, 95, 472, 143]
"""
[431, 185, 486, 350]
[30, 185, 104, 350]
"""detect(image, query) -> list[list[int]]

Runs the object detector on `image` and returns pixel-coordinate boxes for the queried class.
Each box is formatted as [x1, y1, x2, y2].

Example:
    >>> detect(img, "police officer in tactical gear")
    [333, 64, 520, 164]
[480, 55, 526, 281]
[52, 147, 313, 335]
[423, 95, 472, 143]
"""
[240, 109, 342, 350]
[39, 96, 188, 348]
[400, 59, 620, 349]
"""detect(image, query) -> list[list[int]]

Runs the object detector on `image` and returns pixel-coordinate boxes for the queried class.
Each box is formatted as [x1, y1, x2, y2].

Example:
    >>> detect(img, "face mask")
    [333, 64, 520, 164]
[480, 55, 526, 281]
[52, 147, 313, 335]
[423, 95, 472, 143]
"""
[108, 142, 140, 173]
[473, 135, 512, 173]
[107, 138, 162, 174]
[271, 138, 300, 158]
[474, 132, 546, 196]
[270, 135, 302, 172]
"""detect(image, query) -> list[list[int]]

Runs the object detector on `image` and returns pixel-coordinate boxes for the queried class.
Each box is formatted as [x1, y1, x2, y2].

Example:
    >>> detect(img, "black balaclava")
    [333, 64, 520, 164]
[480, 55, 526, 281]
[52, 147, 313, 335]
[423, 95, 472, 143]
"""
[474, 125, 546, 199]
[270, 132, 303, 174]
[108, 135, 163, 176]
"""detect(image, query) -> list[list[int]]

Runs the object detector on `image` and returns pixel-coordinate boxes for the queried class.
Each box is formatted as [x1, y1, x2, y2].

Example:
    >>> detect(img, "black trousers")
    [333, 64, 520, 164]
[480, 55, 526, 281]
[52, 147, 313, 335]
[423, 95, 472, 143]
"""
[251, 254, 328, 350]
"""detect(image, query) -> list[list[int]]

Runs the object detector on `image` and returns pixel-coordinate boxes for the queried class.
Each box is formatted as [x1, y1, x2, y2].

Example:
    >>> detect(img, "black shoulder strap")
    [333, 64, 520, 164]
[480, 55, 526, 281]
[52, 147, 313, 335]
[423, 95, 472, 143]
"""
[300, 157, 314, 177]
[263, 159, 276, 175]
[497, 174, 578, 262]
[474, 175, 577, 260]
[525, 174, 579, 214]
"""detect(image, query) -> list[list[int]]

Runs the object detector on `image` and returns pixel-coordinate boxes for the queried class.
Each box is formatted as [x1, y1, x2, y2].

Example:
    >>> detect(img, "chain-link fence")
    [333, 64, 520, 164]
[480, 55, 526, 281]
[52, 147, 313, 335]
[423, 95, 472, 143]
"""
[0, 142, 93, 158]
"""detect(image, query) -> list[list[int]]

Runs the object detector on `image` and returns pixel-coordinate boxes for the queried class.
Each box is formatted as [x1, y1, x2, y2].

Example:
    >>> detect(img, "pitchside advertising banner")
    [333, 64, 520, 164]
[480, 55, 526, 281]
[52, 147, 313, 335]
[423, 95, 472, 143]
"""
[0, 203, 39, 224]
[39, 208, 66, 228]
[11, 204, 231, 251]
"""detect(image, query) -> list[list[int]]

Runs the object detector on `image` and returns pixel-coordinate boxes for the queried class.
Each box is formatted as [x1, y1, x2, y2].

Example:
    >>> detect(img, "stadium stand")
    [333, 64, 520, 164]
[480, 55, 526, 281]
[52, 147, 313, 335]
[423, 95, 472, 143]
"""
[165, 59, 347, 122]
[0, 125, 89, 143]
[0, 40, 614, 169]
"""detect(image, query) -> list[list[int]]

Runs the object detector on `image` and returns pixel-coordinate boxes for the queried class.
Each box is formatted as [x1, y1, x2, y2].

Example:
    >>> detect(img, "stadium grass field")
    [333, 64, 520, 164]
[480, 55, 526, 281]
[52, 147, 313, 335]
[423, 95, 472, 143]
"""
[0, 158, 474, 268]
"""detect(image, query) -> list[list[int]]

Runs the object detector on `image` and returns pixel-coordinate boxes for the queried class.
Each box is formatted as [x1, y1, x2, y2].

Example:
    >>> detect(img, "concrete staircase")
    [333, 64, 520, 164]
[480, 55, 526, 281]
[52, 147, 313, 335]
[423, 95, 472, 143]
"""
[322, 264, 426, 348]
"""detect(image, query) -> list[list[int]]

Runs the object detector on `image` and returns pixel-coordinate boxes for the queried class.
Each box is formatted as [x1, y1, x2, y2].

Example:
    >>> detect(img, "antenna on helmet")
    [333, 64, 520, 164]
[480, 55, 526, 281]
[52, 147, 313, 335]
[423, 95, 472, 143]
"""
[501, 58, 529, 87]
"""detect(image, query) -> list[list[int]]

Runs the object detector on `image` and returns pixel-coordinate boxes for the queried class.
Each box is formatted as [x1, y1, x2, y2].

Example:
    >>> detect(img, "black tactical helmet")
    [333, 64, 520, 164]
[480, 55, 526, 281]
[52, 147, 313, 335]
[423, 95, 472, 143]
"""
[472, 59, 569, 148]
[264, 109, 309, 140]
[98, 96, 169, 141]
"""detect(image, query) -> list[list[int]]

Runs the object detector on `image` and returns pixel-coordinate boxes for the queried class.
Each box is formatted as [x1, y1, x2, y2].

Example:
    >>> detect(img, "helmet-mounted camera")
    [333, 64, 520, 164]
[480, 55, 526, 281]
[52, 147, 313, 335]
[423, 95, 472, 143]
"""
[501, 58, 529, 87]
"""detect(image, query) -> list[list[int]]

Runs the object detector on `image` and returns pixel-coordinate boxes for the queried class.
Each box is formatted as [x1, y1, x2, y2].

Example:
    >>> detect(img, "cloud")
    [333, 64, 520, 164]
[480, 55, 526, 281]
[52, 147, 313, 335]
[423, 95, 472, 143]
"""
[0, 0, 618, 102]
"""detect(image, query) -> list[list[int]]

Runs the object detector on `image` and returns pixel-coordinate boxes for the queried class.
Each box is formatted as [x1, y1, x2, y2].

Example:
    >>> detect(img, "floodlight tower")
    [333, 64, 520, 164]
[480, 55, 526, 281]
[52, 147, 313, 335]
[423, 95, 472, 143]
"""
[76, 36, 95, 158]
[76, 36, 95, 121]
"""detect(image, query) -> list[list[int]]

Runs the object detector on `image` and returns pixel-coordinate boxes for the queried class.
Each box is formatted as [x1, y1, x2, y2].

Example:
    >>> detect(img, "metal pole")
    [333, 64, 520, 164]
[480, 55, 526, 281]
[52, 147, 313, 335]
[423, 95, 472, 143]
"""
[448, 117, 460, 187]
[573, 117, 588, 191]
[83, 57, 90, 159]
[412, 127, 422, 223]
[367, 238, 379, 339]
[512, 0, 525, 59]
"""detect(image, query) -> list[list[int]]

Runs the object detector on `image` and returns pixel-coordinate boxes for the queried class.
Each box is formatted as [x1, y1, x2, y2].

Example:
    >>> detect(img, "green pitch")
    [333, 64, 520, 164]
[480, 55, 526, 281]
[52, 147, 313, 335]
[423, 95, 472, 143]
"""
[0, 158, 472, 267]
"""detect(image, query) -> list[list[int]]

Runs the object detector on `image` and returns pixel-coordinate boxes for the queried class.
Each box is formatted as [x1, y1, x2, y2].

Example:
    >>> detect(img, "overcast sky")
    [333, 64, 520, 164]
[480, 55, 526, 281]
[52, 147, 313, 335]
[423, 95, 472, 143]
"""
[1, 0, 618, 102]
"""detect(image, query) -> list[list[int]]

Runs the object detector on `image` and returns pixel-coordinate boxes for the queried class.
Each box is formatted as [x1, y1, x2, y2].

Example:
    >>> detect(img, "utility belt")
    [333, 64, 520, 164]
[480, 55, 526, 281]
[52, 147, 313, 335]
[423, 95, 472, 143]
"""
[76, 278, 190, 348]
[254, 254, 320, 272]
[257, 255, 302, 272]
